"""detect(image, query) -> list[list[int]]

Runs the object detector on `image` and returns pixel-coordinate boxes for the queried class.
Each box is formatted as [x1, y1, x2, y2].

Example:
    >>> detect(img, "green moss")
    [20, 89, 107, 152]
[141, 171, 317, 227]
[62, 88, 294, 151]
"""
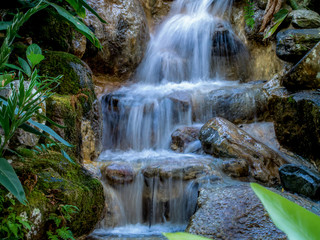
[39, 51, 94, 95]
[7, 152, 105, 239]
[16, 147, 35, 158]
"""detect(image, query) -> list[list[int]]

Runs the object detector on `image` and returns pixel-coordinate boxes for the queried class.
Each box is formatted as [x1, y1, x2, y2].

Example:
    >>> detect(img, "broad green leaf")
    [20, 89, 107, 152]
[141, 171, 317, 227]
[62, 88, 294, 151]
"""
[78, 0, 106, 23]
[18, 57, 31, 76]
[5, 63, 24, 73]
[46, 1, 102, 49]
[64, 0, 86, 18]
[251, 183, 320, 240]
[26, 43, 42, 56]
[0, 158, 27, 205]
[163, 232, 211, 240]
[0, 21, 13, 31]
[28, 119, 73, 147]
[27, 54, 45, 68]
[264, 9, 288, 39]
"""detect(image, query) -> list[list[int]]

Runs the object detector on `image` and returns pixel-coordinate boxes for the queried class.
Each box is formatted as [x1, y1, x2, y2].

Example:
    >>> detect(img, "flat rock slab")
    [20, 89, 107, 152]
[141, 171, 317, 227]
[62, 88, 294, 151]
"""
[187, 184, 320, 240]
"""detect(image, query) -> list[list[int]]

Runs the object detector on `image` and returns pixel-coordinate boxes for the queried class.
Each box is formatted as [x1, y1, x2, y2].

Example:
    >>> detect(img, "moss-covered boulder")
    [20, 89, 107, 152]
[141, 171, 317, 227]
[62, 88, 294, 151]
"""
[268, 92, 320, 169]
[0, 152, 105, 240]
[276, 29, 320, 62]
[40, 51, 94, 95]
[46, 94, 102, 162]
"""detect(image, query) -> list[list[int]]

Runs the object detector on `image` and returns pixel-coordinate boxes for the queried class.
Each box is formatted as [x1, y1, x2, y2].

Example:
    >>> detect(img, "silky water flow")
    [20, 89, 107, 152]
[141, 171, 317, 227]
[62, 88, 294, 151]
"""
[88, 0, 256, 238]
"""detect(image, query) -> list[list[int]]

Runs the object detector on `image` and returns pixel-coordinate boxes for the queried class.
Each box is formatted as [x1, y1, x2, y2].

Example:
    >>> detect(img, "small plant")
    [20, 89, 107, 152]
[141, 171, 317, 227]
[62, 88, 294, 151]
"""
[47, 204, 79, 240]
[0, 189, 32, 239]
[244, 0, 255, 29]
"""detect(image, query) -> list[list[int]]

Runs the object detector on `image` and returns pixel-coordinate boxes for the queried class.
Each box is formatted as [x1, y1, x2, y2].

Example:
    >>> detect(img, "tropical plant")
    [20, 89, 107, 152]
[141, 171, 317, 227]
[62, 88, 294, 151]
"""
[0, 43, 73, 205]
[163, 232, 210, 240]
[46, 204, 79, 240]
[244, 0, 255, 29]
[251, 183, 320, 240]
[0, 189, 32, 239]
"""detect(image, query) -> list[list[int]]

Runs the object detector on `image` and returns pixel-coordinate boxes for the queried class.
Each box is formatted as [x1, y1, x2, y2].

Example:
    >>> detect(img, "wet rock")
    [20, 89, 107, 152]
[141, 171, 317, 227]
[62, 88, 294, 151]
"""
[199, 117, 286, 184]
[101, 163, 136, 184]
[193, 83, 269, 124]
[279, 164, 320, 200]
[221, 159, 249, 178]
[142, 158, 212, 181]
[187, 184, 320, 239]
[268, 92, 320, 167]
[4, 153, 105, 240]
[289, 10, 320, 28]
[282, 41, 320, 91]
[170, 126, 201, 152]
[40, 51, 94, 95]
[298, 0, 320, 13]
[84, 0, 149, 77]
[276, 29, 320, 62]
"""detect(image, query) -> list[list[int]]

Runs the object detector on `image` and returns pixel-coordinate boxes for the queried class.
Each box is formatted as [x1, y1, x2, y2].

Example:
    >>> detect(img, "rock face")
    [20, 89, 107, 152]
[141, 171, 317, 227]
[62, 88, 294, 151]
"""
[276, 29, 320, 62]
[187, 184, 320, 239]
[279, 164, 320, 200]
[193, 83, 269, 124]
[84, 0, 149, 77]
[289, 10, 320, 29]
[268, 92, 320, 168]
[5, 153, 105, 240]
[199, 117, 286, 184]
[282, 41, 320, 91]
[101, 163, 136, 185]
[40, 51, 94, 95]
[221, 159, 249, 178]
[170, 126, 201, 153]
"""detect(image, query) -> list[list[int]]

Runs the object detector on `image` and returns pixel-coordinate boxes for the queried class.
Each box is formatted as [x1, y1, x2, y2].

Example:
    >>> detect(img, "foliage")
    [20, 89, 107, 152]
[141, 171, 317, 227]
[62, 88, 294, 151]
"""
[0, 43, 73, 205]
[264, 9, 289, 39]
[244, 0, 255, 29]
[0, 189, 32, 239]
[163, 232, 210, 240]
[0, 0, 105, 49]
[47, 204, 79, 240]
[251, 183, 320, 240]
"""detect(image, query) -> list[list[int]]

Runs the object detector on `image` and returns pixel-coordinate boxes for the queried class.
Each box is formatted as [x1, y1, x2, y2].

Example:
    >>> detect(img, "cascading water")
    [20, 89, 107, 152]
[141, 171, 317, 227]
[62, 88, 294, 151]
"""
[89, 0, 259, 239]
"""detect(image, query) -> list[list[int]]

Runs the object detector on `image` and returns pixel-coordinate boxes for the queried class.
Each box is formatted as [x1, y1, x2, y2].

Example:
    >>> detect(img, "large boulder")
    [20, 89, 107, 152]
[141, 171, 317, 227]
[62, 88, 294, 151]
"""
[268, 92, 320, 168]
[83, 0, 149, 77]
[187, 184, 320, 239]
[276, 29, 320, 62]
[170, 126, 201, 153]
[279, 164, 320, 200]
[282, 41, 320, 91]
[1, 153, 105, 240]
[289, 10, 320, 29]
[199, 117, 287, 184]
[40, 51, 94, 95]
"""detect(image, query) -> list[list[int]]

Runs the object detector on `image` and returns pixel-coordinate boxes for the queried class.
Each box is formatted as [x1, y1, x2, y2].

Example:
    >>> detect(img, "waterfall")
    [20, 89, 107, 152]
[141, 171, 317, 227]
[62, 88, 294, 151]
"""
[91, 0, 253, 238]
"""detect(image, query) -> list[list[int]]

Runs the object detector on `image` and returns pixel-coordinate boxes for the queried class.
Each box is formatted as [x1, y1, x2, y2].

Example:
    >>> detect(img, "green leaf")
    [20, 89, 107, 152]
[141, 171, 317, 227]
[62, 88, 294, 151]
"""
[64, 0, 86, 18]
[0, 21, 13, 31]
[264, 9, 288, 39]
[28, 119, 72, 147]
[26, 43, 42, 56]
[5, 63, 24, 73]
[163, 232, 211, 240]
[78, 0, 107, 23]
[0, 158, 27, 205]
[26, 44, 44, 68]
[18, 57, 31, 76]
[46, 1, 102, 49]
[251, 183, 320, 240]
[61, 149, 75, 164]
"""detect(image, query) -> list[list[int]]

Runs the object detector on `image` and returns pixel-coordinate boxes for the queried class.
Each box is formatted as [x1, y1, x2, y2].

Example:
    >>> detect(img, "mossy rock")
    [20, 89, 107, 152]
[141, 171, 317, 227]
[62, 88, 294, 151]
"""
[268, 92, 320, 168]
[0, 152, 105, 240]
[40, 51, 95, 95]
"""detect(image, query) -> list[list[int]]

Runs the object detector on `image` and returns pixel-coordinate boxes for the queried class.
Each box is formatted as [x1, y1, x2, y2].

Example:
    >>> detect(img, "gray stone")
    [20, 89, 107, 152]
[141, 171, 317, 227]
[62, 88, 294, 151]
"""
[170, 126, 201, 153]
[280, 164, 320, 200]
[289, 10, 320, 28]
[221, 159, 249, 178]
[268, 92, 320, 168]
[84, 0, 149, 77]
[282, 41, 320, 91]
[187, 184, 320, 239]
[199, 117, 287, 184]
[276, 29, 320, 62]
